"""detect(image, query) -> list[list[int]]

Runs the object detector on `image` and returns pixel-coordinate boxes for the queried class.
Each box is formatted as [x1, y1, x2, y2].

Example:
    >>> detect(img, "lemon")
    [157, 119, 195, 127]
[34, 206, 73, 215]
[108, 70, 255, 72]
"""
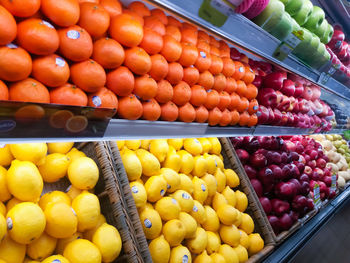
[219, 244, 239, 263]
[203, 154, 218, 175]
[239, 213, 254, 234]
[194, 250, 213, 263]
[210, 253, 226, 263]
[208, 138, 221, 155]
[23, 258, 40, 263]
[214, 169, 226, 193]
[140, 139, 151, 150]
[190, 200, 206, 225]
[66, 147, 86, 162]
[130, 181, 147, 209]
[39, 191, 71, 211]
[206, 231, 220, 254]
[140, 207, 162, 239]
[217, 204, 239, 226]
[204, 195, 213, 206]
[116, 140, 125, 150]
[83, 213, 106, 241]
[56, 232, 83, 254]
[145, 175, 167, 203]
[0, 214, 6, 241]
[192, 176, 208, 204]
[27, 232, 57, 261]
[179, 173, 194, 194]
[160, 168, 180, 193]
[239, 229, 250, 249]
[222, 186, 237, 207]
[248, 233, 264, 255]
[150, 139, 169, 162]
[10, 143, 47, 165]
[172, 190, 194, 213]
[72, 192, 100, 232]
[198, 138, 212, 154]
[68, 157, 99, 190]
[184, 138, 202, 156]
[202, 206, 219, 232]
[64, 239, 101, 263]
[136, 149, 160, 176]
[168, 139, 183, 150]
[212, 155, 224, 170]
[233, 245, 248, 263]
[0, 202, 5, 216]
[121, 148, 142, 181]
[125, 140, 141, 150]
[38, 153, 70, 183]
[7, 160, 43, 202]
[0, 166, 10, 202]
[234, 211, 243, 227]
[220, 224, 241, 247]
[186, 227, 207, 254]
[0, 145, 13, 167]
[212, 192, 228, 211]
[163, 219, 185, 247]
[192, 156, 208, 178]
[155, 197, 181, 221]
[163, 146, 181, 172]
[6, 197, 20, 211]
[225, 169, 240, 188]
[149, 235, 170, 263]
[6, 202, 45, 244]
[0, 235, 26, 263]
[92, 223, 122, 262]
[169, 245, 191, 263]
[47, 142, 73, 154]
[178, 212, 197, 239]
[177, 150, 194, 175]
[42, 255, 70, 263]
[66, 185, 82, 200]
[202, 173, 217, 197]
[235, 190, 248, 212]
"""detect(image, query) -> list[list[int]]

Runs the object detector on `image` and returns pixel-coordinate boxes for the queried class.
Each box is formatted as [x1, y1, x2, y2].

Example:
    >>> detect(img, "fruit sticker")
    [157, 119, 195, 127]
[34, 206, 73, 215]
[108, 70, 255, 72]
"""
[55, 57, 66, 67]
[6, 217, 13, 230]
[131, 186, 139, 194]
[182, 255, 189, 263]
[193, 205, 198, 212]
[201, 184, 206, 192]
[91, 96, 102, 107]
[171, 198, 177, 204]
[160, 189, 165, 196]
[67, 30, 80, 40]
[200, 51, 206, 58]
[144, 218, 152, 228]
[42, 20, 54, 29]
[182, 192, 190, 199]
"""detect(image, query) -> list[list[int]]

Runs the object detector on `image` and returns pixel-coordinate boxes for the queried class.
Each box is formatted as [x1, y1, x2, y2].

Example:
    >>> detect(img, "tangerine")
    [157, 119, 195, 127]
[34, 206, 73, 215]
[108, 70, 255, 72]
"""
[245, 84, 258, 100]
[179, 43, 198, 67]
[140, 28, 163, 55]
[41, 0, 80, 27]
[208, 107, 222, 126]
[190, 85, 207, 106]
[181, 26, 197, 45]
[204, 89, 220, 110]
[88, 87, 118, 109]
[183, 67, 199, 86]
[167, 16, 182, 28]
[161, 35, 182, 62]
[178, 103, 196, 123]
[166, 62, 183, 85]
[100, 0, 122, 18]
[198, 70, 214, 90]
[235, 80, 247, 97]
[50, 84, 88, 106]
[92, 37, 125, 69]
[9, 78, 50, 103]
[155, 79, 173, 103]
[230, 110, 240, 125]
[247, 113, 258, 127]
[106, 66, 134, 96]
[218, 91, 231, 111]
[219, 40, 230, 58]
[151, 8, 168, 25]
[134, 74, 158, 100]
[144, 16, 165, 36]
[149, 54, 169, 81]
[160, 101, 178, 122]
[128, 1, 150, 17]
[142, 98, 161, 121]
[224, 77, 237, 93]
[0, 0, 40, 17]
[0, 5, 16, 45]
[219, 109, 232, 126]
[210, 45, 220, 57]
[237, 96, 249, 113]
[198, 30, 210, 43]
[222, 58, 235, 77]
[0, 80, 8, 100]
[122, 9, 144, 26]
[165, 25, 181, 42]
[248, 99, 258, 114]
[118, 94, 143, 120]
[239, 111, 250, 126]
[209, 55, 223, 75]
[209, 35, 219, 48]
[242, 66, 255, 84]
[213, 74, 226, 92]
[228, 92, 240, 111]
[195, 105, 209, 123]
[197, 39, 210, 53]
[194, 49, 212, 72]
[124, 47, 151, 75]
[172, 81, 191, 106]
[232, 61, 245, 80]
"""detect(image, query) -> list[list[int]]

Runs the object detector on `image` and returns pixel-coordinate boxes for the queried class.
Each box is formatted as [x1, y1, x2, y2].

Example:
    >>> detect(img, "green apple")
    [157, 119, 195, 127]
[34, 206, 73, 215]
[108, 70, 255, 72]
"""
[321, 23, 334, 44]
[291, 17, 301, 32]
[292, 27, 312, 58]
[269, 12, 293, 40]
[315, 19, 328, 39]
[253, 0, 285, 32]
[304, 6, 325, 33]
[303, 34, 320, 65]
[292, 0, 313, 26]
[279, 0, 290, 6]
[285, 0, 303, 16]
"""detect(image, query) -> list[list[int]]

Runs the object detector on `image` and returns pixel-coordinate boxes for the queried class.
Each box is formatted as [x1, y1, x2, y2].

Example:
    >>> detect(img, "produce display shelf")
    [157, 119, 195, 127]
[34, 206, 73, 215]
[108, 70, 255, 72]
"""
[263, 187, 350, 262]
[145, 0, 350, 100]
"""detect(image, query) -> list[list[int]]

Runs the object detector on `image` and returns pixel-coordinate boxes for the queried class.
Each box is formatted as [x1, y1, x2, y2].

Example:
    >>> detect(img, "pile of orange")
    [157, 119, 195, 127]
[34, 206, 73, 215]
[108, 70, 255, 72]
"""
[0, 0, 258, 127]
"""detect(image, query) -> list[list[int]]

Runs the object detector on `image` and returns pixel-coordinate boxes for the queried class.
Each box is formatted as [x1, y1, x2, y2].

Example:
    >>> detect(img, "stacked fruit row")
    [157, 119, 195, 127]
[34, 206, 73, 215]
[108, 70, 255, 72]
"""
[0, 142, 121, 262]
[118, 138, 265, 262]
[0, 0, 260, 127]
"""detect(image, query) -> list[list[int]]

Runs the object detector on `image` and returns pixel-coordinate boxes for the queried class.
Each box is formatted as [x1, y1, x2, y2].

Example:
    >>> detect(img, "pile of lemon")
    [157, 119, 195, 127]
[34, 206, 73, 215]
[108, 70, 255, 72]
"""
[0, 142, 122, 263]
[118, 138, 264, 263]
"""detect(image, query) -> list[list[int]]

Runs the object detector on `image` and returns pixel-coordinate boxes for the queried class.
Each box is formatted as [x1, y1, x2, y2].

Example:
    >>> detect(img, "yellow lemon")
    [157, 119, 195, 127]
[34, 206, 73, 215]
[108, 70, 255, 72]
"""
[198, 138, 212, 154]
[66, 185, 82, 200]
[130, 181, 147, 209]
[140, 139, 151, 150]
[190, 200, 206, 225]
[177, 150, 194, 175]
[66, 147, 86, 162]
[149, 235, 170, 263]
[184, 138, 202, 156]
[222, 186, 237, 207]
[210, 253, 226, 263]
[72, 192, 100, 232]
[7, 160, 43, 202]
[179, 173, 194, 194]
[202, 206, 220, 232]
[136, 149, 160, 176]
[168, 139, 183, 150]
[206, 231, 220, 254]
[145, 175, 167, 203]
[83, 213, 106, 241]
[68, 157, 99, 190]
[0, 235, 26, 263]
[186, 227, 207, 254]
[38, 153, 70, 183]
[178, 212, 197, 239]
[0, 166, 10, 202]
[235, 190, 248, 212]
[125, 140, 141, 150]
[140, 207, 162, 239]
[192, 156, 207, 178]
[42, 255, 70, 263]
[203, 153, 218, 174]
[0, 214, 6, 241]
[248, 233, 264, 255]
[0, 202, 5, 216]
[169, 245, 191, 263]
[225, 169, 240, 188]
[239, 213, 254, 234]
[39, 191, 71, 211]
[45, 202, 77, 238]
[56, 232, 84, 254]
[234, 211, 243, 227]
[239, 229, 250, 248]
[155, 197, 181, 221]
[121, 148, 142, 181]
[212, 155, 224, 170]
[163, 146, 181, 172]
[172, 190, 194, 213]
[160, 168, 180, 193]
[214, 169, 226, 193]
[219, 244, 239, 263]
[194, 250, 213, 263]
[48, 142, 74, 154]
[201, 173, 217, 197]
[92, 223, 122, 262]
[163, 219, 186, 247]
[208, 138, 221, 155]
[6, 202, 45, 244]
[234, 245, 248, 263]
[192, 176, 208, 204]
[150, 139, 169, 162]
[64, 239, 101, 263]
[10, 143, 47, 165]
[0, 145, 14, 167]
[23, 258, 41, 263]
[6, 197, 20, 211]
[204, 195, 213, 206]
[212, 192, 228, 211]
[220, 224, 241, 247]
[217, 204, 238, 225]
[27, 232, 57, 261]
[116, 140, 125, 150]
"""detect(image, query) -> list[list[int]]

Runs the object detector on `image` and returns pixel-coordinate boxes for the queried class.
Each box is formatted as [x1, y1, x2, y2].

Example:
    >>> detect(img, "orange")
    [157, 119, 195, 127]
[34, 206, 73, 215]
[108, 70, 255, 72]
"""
[213, 74, 226, 92]
[181, 26, 197, 46]
[140, 28, 163, 55]
[161, 101, 178, 122]
[224, 77, 237, 93]
[100, 0, 122, 18]
[245, 84, 258, 100]
[235, 80, 247, 97]
[142, 98, 161, 121]
[149, 54, 169, 81]
[50, 84, 88, 106]
[128, 1, 150, 17]
[222, 58, 235, 77]
[9, 78, 50, 103]
[124, 47, 151, 75]
[208, 107, 222, 126]
[155, 79, 173, 103]
[197, 39, 210, 53]
[166, 62, 183, 85]
[168, 16, 182, 28]
[195, 105, 209, 123]
[179, 43, 198, 67]
[178, 103, 196, 123]
[247, 113, 258, 127]
[165, 25, 181, 42]
[232, 61, 245, 80]
[161, 35, 182, 62]
[198, 30, 210, 43]
[144, 16, 165, 36]
[219, 109, 232, 126]
[248, 99, 258, 114]
[65, 115, 88, 133]
[122, 9, 144, 26]
[172, 81, 191, 106]
[242, 66, 255, 84]
[228, 92, 240, 111]
[239, 111, 250, 126]
[190, 85, 207, 106]
[210, 45, 220, 57]
[78, 3, 110, 38]
[41, 0, 80, 27]
[15, 105, 45, 122]
[204, 89, 220, 110]
[0, 80, 8, 100]
[219, 40, 230, 58]
[109, 13, 143, 47]
[106, 66, 134, 96]
[183, 67, 199, 86]
[92, 37, 125, 69]
[0, 0, 40, 17]
[195, 49, 212, 72]
[209, 55, 223, 75]
[218, 91, 231, 111]
[49, 110, 74, 129]
[118, 94, 143, 120]
[230, 110, 240, 125]
[134, 74, 158, 100]
[198, 70, 214, 90]
[151, 8, 168, 24]
[237, 97, 249, 113]
[0, 5, 17, 45]
[209, 35, 219, 48]
[88, 87, 118, 109]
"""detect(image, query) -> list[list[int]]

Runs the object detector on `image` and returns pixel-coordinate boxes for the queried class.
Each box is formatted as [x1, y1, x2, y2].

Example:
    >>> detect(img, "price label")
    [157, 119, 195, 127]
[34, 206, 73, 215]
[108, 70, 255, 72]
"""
[273, 31, 303, 61]
[331, 174, 337, 192]
[284, 31, 303, 49]
[319, 63, 340, 84]
[313, 183, 321, 209]
[210, 0, 235, 16]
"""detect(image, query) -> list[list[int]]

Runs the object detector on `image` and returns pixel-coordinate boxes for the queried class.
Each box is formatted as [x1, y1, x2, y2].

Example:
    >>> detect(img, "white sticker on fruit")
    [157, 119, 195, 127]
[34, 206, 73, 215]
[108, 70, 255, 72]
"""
[67, 30, 80, 39]
[55, 57, 65, 67]
[238, 67, 244, 73]
[201, 184, 206, 192]
[92, 96, 102, 107]
[182, 255, 189, 263]
[42, 20, 54, 28]
[131, 186, 138, 194]
[200, 51, 206, 58]
[160, 189, 165, 196]
[7, 43, 17, 49]
[210, 0, 234, 16]
[144, 219, 152, 228]
[52, 260, 61, 263]
[182, 192, 190, 199]
[172, 198, 177, 205]
[7, 217, 13, 230]
[167, 184, 171, 190]
[193, 205, 198, 212]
